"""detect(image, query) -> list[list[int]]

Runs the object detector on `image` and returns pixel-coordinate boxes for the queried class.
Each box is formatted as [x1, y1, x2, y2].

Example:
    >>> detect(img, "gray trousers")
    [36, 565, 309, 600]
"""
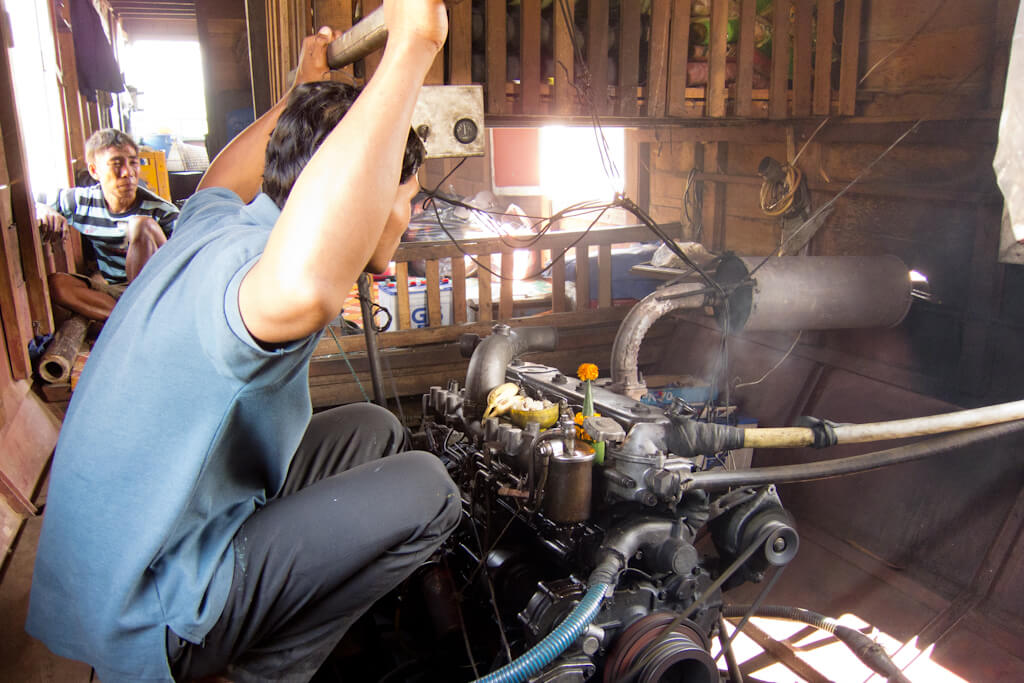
[167, 403, 460, 682]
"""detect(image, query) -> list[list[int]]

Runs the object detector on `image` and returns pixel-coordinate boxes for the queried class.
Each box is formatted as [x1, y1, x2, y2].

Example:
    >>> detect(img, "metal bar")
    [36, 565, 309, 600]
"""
[357, 272, 386, 405]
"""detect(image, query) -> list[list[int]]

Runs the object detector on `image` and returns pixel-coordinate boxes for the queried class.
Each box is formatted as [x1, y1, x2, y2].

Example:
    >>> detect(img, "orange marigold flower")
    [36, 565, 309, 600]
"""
[577, 363, 599, 381]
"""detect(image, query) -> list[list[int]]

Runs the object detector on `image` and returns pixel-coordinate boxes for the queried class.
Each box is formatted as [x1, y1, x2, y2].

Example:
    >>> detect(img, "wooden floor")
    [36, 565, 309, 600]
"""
[2, 506, 1022, 682]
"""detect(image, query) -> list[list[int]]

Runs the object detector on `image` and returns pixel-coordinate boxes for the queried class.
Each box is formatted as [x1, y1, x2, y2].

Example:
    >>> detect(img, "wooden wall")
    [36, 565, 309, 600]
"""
[196, 0, 254, 157]
[642, 0, 1024, 671]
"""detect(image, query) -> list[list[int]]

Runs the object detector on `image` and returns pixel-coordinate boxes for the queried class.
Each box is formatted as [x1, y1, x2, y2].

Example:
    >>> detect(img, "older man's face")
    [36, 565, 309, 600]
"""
[89, 144, 140, 210]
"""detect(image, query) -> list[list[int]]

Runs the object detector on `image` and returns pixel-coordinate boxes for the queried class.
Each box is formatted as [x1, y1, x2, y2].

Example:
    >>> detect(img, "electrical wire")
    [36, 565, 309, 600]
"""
[760, 164, 804, 217]
[326, 325, 371, 403]
[734, 332, 803, 390]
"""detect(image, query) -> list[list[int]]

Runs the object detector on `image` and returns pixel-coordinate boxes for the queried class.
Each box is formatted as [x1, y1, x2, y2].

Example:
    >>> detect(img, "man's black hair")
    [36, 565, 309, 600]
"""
[86, 129, 139, 165]
[263, 81, 426, 209]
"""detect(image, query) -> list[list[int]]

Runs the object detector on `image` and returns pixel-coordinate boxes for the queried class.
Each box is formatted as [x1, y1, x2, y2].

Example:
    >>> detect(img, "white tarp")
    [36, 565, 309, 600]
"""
[994, 0, 1024, 263]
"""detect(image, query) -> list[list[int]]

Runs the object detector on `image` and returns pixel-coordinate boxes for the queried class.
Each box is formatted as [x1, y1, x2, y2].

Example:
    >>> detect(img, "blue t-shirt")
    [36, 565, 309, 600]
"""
[27, 188, 320, 682]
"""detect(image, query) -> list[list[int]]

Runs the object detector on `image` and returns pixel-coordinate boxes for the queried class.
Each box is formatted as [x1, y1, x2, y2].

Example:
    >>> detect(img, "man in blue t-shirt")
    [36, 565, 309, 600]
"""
[38, 128, 178, 321]
[26, 2, 459, 681]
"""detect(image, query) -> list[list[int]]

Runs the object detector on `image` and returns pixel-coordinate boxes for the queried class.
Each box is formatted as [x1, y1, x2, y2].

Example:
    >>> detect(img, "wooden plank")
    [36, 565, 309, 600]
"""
[245, 0, 273, 116]
[617, 0, 641, 116]
[553, 0, 574, 113]
[485, 0, 507, 113]
[587, 0, 610, 114]
[449, 0, 472, 84]
[707, 0, 728, 117]
[793, 0, 813, 116]
[735, 0, 757, 117]
[597, 243, 612, 307]
[575, 245, 591, 310]
[519, 0, 542, 113]
[646, 0, 671, 117]
[769, 0, 791, 119]
[499, 251, 513, 320]
[425, 258, 442, 326]
[395, 261, 411, 329]
[314, 304, 636, 355]
[451, 255, 467, 324]
[813, 0, 835, 115]
[313, 0, 354, 84]
[477, 256, 492, 321]
[0, 7, 52, 338]
[551, 253, 567, 312]
[837, 0, 862, 115]
[392, 224, 657, 261]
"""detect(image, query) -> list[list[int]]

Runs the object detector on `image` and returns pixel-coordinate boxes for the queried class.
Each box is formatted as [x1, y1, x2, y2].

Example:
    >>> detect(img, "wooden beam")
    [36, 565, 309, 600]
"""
[451, 255, 467, 324]
[499, 251, 513, 320]
[245, 0, 273, 116]
[575, 244, 591, 310]
[597, 243, 612, 307]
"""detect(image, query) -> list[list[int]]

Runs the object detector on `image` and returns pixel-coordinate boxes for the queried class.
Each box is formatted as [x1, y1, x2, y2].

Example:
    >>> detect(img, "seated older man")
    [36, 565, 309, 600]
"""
[38, 128, 178, 321]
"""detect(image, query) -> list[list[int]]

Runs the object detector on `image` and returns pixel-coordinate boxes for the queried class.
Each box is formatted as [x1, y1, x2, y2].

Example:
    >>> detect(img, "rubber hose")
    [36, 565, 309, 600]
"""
[473, 582, 609, 683]
[683, 421, 1024, 492]
[722, 605, 910, 683]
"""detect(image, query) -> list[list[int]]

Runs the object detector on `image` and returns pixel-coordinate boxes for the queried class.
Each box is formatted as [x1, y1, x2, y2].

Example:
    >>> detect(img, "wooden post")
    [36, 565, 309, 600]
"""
[646, 0, 672, 117]
[838, 0, 862, 115]
[598, 243, 612, 307]
[426, 258, 442, 326]
[792, 0, 813, 116]
[477, 256, 492, 321]
[769, 0, 791, 119]
[587, 0, 610, 114]
[486, 0, 507, 113]
[813, 0, 835, 115]
[395, 261, 411, 329]
[520, 0, 542, 113]
[246, 0, 273, 116]
[451, 256, 467, 324]
[575, 245, 591, 310]
[551, 254, 567, 313]
[735, 0, 757, 117]
[553, 0, 575, 114]
[618, 0, 642, 116]
[707, 0, 729, 117]
[449, 0, 472, 84]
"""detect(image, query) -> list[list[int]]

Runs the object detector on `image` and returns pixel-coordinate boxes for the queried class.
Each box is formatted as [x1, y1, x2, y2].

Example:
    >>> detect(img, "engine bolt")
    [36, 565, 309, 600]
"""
[581, 634, 600, 655]
[772, 537, 787, 552]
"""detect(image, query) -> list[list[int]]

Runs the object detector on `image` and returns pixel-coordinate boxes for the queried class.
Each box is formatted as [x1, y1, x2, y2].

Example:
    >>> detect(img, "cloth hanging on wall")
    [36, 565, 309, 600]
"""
[69, 0, 124, 102]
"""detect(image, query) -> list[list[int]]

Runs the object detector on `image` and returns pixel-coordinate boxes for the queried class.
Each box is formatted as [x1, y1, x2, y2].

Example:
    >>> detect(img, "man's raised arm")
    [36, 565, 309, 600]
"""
[237, 0, 446, 345]
[197, 26, 341, 201]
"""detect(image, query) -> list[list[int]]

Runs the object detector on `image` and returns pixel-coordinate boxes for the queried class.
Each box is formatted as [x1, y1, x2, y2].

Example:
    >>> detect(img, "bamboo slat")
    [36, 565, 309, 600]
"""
[813, 0, 835, 115]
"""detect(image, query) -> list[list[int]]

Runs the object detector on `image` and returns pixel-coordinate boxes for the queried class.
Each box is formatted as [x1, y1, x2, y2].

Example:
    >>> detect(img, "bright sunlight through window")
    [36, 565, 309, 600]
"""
[539, 126, 624, 214]
[122, 40, 208, 141]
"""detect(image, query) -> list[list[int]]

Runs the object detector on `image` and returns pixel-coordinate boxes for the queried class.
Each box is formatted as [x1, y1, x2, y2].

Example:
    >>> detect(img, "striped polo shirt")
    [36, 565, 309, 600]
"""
[53, 184, 179, 284]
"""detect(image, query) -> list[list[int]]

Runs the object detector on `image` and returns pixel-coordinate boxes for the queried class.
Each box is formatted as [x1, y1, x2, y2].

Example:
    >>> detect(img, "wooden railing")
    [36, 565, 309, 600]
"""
[265, 0, 864, 120]
[314, 223, 666, 355]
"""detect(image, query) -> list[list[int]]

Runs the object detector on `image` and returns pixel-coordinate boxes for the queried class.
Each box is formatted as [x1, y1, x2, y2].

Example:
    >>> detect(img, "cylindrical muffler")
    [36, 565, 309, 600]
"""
[714, 255, 913, 332]
[542, 443, 595, 524]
